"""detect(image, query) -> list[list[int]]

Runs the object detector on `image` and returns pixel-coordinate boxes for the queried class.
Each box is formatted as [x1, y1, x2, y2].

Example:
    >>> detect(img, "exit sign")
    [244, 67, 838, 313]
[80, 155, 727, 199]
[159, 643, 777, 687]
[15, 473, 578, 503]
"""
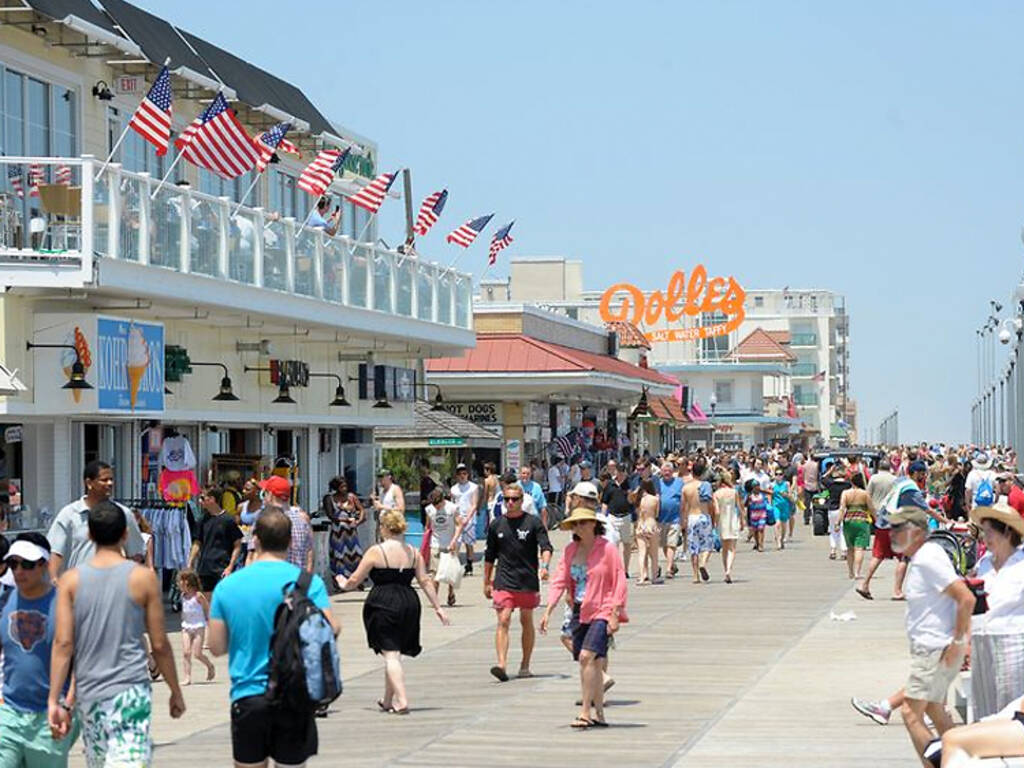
[114, 75, 143, 95]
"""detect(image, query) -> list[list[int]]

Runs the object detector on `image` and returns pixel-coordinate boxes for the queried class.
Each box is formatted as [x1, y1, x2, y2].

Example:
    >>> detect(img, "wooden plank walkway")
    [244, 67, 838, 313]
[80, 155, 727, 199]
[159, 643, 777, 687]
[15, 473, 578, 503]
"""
[68, 527, 923, 766]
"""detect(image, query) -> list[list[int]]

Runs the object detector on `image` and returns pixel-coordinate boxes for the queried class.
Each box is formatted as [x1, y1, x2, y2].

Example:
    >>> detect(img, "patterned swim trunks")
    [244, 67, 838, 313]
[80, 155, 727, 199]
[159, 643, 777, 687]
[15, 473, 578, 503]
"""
[81, 683, 152, 768]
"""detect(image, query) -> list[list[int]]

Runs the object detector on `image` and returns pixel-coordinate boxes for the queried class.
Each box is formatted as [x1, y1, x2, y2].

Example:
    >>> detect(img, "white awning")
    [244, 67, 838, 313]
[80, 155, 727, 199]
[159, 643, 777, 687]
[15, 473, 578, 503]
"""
[0, 363, 27, 396]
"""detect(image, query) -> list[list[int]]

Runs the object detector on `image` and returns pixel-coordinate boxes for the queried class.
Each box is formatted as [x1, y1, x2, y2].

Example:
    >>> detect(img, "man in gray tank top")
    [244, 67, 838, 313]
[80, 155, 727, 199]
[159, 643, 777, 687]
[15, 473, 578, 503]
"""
[48, 501, 185, 766]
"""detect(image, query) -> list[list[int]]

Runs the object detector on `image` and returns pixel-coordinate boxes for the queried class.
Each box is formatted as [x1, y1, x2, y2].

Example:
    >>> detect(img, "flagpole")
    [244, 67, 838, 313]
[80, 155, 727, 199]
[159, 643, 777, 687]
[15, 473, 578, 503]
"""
[231, 173, 261, 218]
[343, 210, 378, 255]
[97, 58, 172, 182]
[293, 199, 320, 243]
[149, 149, 184, 200]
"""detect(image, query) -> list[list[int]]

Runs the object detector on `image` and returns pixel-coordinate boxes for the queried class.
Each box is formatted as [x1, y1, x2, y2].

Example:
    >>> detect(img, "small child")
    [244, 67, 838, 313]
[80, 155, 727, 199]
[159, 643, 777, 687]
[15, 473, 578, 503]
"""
[177, 569, 215, 685]
[745, 479, 769, 553]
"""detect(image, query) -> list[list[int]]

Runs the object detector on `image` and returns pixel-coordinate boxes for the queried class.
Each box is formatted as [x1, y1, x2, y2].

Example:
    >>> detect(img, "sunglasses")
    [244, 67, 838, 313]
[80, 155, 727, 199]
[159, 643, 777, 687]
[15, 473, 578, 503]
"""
[6, 558, 41, 571]
[505, 495, 523, 502]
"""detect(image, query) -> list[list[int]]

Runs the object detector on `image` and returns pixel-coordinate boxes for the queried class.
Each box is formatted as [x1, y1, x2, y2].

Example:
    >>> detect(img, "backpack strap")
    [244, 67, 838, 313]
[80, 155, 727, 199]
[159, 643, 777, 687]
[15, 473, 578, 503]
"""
[296, 569, 313, 595]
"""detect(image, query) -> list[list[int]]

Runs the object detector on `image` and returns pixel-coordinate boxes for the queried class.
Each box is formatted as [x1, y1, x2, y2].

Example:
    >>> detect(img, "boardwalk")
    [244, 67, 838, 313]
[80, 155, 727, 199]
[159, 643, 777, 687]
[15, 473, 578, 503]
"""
[72, 528, 922, 767]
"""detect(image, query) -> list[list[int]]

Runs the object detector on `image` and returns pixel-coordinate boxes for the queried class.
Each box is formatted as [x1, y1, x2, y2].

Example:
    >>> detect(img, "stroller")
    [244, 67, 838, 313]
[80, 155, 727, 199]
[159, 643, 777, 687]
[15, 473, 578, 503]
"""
[811, 490, 831, 536]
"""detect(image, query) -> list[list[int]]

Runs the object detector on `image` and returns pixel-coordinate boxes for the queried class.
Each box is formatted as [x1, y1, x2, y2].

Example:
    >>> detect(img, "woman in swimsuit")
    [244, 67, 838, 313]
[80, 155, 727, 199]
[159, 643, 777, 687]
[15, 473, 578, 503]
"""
[634, 478, 661, 585]
[836, 472, 874, 581]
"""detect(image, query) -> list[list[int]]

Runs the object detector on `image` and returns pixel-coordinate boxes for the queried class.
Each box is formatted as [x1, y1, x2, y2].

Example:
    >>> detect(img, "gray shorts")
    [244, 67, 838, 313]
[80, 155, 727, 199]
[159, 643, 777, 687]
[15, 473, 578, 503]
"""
[905, 644, 962, 704]
[659, 522, 682, 549]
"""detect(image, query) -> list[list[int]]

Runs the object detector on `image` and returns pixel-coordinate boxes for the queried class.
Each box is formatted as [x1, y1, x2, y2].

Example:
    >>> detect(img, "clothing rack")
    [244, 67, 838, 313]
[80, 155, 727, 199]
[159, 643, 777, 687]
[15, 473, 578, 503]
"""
[122, 498, 189, 509]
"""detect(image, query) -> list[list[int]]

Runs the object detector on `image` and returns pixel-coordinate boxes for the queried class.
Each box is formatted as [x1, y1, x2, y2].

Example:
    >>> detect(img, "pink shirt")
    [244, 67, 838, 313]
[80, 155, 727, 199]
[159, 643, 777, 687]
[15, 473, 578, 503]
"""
[547, 537, 629, 624]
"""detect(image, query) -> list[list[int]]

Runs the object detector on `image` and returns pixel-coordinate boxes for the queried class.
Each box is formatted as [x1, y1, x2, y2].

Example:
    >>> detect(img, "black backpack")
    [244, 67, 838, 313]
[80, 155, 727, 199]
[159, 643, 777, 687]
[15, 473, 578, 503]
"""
[265, 571, 342, 713]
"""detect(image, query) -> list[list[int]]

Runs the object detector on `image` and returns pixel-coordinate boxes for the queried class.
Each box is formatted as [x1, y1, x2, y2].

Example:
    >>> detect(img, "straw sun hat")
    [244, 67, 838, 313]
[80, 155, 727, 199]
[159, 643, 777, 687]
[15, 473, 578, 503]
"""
[970, 501, 1024, 538]
[559, 507, 600, 530]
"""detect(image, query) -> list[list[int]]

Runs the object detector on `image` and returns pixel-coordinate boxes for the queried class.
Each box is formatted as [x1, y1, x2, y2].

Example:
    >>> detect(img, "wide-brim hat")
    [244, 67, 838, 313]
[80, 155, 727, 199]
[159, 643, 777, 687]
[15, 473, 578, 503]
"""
[971, 502, 1024, 537]
[559, 507, 600, 530]
[973, 453, 993, 470]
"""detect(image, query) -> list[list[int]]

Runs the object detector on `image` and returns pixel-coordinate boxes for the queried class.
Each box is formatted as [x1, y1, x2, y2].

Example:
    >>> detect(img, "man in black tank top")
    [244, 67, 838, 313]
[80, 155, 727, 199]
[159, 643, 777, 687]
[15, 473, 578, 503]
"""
[483, 476, 553, 682]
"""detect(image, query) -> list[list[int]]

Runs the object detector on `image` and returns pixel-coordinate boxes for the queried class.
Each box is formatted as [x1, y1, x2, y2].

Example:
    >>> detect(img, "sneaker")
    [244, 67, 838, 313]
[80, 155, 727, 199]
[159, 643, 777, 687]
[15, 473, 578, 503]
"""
[464, 563, 473, 576]
[850, 697, 890, 725]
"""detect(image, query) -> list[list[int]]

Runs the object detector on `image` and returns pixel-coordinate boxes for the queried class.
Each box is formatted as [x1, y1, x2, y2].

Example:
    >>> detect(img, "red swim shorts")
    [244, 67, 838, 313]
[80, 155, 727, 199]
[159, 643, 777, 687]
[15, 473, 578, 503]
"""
[873, 528, 895, 560]
[492, 589, 540, 611]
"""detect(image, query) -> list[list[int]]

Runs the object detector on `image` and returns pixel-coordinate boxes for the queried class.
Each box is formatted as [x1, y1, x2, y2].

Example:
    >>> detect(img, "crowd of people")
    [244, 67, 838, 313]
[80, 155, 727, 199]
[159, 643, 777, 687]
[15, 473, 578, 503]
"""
[6, 442, 1024, 764]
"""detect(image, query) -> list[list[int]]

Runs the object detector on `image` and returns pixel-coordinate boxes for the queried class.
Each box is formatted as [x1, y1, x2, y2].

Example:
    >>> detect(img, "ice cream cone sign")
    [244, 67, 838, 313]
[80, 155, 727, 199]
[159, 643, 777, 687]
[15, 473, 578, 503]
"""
[60, 327, 91, 403]
[127, 325, 150, 411]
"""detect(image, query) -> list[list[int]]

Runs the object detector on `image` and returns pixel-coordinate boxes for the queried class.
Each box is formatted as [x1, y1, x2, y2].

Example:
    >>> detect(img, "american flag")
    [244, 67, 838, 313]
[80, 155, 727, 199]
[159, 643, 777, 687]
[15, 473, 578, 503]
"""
[175, 92, 260, 179]
[254, 121, 293, 173]
[348, 170, 397, 214]
[446, 213, 493, 247]
[413, 189, 447, 236]
[552, 432, 575, 460]
[812, 370, 826, 383]
[297, 147, 349, 198]
[55, 164, 72, 185]
[488, 220, 514, 265]
[27, 164, 42, 197]
[128, 65, 173, 156]
[7, 165, 23, 198]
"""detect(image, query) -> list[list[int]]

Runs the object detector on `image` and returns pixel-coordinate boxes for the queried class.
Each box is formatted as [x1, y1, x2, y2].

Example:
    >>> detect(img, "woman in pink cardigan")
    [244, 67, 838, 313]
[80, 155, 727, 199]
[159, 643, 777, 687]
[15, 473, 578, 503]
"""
[540, 507, 628, 729]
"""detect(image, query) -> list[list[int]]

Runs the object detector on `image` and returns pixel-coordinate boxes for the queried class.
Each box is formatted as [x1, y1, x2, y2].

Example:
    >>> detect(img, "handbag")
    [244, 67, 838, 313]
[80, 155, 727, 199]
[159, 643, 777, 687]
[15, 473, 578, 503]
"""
[436, 551, 464, 589]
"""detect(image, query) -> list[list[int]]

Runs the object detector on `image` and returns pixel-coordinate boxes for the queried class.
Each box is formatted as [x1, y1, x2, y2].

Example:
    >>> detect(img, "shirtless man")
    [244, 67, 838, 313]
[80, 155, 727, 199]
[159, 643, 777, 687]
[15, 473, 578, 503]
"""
[482, 462, 500, 523]
[682, 456, 715, 583]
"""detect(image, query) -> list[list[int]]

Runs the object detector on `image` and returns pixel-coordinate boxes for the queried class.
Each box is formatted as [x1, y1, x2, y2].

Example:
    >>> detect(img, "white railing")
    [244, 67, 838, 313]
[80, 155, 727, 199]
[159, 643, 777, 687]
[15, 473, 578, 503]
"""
[0, 156, 474, 330]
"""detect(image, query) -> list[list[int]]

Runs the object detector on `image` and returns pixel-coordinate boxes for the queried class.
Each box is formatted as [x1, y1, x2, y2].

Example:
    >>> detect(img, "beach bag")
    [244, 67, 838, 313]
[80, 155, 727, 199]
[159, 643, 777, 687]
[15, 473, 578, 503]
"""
[436, 551, 463, 589]
[266, 571, 342, 712]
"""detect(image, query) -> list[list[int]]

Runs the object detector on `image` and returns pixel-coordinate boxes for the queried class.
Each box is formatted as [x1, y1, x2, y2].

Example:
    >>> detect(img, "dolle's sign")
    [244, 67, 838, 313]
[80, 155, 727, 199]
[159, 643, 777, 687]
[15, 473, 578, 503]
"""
[599, 264, 745, 342]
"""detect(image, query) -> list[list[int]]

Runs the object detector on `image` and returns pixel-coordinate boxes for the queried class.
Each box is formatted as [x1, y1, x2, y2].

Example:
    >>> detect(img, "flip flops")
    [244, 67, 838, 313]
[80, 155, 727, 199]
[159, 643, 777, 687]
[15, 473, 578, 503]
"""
[856, 588, 873, 600]
[490, 666, 509, 682]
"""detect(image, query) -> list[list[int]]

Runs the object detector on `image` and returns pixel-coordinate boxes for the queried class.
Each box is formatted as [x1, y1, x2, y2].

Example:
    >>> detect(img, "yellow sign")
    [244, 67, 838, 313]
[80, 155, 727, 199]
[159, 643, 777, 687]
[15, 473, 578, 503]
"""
[599, 264, 745, 342]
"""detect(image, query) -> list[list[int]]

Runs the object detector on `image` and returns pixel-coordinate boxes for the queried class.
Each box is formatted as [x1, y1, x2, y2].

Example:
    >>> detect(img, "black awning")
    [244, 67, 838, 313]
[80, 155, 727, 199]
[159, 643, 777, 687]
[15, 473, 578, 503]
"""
[179, 30, 334, 135]
[97, 0, 216, 79]
[24, 0, 119, 33]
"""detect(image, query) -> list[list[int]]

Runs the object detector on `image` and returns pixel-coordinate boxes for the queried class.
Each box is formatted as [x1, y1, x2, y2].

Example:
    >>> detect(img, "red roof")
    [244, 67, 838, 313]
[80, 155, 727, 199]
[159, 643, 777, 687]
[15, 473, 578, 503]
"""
[649, 395, 690, 423]
[725, 327, 796, 362]
[606, 321, 651, 350]
[766, 330, 791, 345]
[427, 334, 676, 386]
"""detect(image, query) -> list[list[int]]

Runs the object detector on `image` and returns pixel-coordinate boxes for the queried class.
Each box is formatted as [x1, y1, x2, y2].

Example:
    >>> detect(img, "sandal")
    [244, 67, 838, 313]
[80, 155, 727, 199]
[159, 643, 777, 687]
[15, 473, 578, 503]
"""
[829, 552, 836, 560]
[388, 707, 410, 715]
[376, 699, 390, 712]
[447, 592, 456, 607]
[855, 588, 873, 601]
[570, 716, 594, 729]
[590, 718, 609, 727]
[490, 666, 509, 682]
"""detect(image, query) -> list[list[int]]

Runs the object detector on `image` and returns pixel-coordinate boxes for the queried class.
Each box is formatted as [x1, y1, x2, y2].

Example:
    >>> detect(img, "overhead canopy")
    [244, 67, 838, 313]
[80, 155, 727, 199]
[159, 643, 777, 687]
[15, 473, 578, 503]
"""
[98, 0, 233, 96]
[17, 0, 143, 56]
[647, 395, 689, 425]
[0, 362, 27, 396]
[375, 401, 502, 450]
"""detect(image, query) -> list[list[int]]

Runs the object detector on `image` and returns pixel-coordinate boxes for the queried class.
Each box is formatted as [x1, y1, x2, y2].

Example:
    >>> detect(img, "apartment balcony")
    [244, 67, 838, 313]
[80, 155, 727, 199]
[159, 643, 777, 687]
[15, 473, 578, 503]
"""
[791, 362, 817, 377]
[793, 392, 819, 406]
[0, 156, 474, 351]
[790, 333, 818, 347]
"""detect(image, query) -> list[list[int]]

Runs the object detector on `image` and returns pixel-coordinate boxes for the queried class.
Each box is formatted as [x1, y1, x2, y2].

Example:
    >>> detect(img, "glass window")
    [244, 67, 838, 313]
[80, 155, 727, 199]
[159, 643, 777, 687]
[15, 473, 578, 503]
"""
[713, 380, 733, 405]
[52, 85, 75, 158]
[26, 78, 48, 157]
[4, 71, 23, 156]
[700, 311, 729, 361]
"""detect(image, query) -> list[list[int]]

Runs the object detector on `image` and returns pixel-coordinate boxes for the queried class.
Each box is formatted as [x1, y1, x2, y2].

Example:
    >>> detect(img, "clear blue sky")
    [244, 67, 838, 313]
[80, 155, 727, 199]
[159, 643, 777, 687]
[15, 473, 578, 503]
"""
[141, 0, 1024, 444]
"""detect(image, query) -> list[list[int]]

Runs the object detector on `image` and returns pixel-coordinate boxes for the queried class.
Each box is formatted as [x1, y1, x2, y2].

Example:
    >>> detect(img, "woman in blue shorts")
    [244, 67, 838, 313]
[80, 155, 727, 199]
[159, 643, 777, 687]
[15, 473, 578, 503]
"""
[772, 470, 793, 551]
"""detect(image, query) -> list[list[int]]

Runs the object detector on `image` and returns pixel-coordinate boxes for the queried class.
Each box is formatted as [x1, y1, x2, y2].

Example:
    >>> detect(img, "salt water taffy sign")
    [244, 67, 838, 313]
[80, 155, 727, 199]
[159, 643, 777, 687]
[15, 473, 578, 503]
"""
[598, 264, 746, 342]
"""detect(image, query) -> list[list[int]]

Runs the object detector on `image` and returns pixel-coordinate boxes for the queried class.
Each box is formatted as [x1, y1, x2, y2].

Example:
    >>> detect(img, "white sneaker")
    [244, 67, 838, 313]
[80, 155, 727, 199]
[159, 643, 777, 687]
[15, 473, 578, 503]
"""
[850, 696, 890, 725]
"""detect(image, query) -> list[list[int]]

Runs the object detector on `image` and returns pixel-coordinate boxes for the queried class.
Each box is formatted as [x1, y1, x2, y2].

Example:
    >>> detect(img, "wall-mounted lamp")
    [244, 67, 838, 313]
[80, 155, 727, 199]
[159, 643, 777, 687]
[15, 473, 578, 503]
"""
[189, 361, 240, 401]
[309, 372, 350, 407]
[421, 382, 446, 411]
[25, 341, 93, 390]
[92, 81, 114, 101]
[348, 372, 392, 409]
[245, 365, 299, 405]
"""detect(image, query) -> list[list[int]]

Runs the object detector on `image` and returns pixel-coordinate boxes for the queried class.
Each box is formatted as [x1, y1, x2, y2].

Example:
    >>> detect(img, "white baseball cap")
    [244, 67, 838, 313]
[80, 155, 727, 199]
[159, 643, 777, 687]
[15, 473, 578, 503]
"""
[570, 481, 600, 501]
[4, 539, 50, 563]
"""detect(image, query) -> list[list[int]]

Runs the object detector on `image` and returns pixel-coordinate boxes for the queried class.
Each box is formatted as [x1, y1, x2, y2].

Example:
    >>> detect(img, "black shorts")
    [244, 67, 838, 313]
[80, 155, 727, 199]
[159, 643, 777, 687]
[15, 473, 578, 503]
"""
[198, 572, 221, 592]
[572, 617, 610, 661]
[230, 695, 318, 765]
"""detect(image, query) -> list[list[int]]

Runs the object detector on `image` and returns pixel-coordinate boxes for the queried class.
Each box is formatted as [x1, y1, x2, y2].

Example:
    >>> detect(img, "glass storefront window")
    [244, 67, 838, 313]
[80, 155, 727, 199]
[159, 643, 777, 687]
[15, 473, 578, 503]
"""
[4, 71, 23, 156]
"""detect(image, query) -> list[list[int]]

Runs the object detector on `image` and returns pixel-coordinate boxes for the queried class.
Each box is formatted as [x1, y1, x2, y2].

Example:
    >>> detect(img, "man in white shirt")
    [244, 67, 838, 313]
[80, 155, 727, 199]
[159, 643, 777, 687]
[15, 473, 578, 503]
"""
[887, 505, 976, 762]
[547, 459, 566, 511]
[965, 453, 997, 512]
[450, 463, 480, 576]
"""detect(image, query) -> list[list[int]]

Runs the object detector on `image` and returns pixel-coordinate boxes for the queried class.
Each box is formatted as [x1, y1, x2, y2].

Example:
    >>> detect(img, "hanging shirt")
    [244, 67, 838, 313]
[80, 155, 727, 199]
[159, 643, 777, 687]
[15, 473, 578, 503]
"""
[160, 435, 197, 471]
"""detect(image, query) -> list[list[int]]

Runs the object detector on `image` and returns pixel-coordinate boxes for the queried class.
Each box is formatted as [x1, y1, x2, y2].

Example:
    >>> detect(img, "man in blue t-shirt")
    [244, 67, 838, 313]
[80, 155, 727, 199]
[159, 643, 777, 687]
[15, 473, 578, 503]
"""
[0, 533, 79, 765]
[518, 465, 548, 528]
[657, 461, 684, 577]
[210, 509, 337, 767]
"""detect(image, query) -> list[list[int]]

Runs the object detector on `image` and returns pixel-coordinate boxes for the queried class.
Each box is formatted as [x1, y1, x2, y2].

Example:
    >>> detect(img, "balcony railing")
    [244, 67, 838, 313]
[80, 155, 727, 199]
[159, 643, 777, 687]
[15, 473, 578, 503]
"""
[793, 392, 819, 406]
[791, 362, 817, 376]
[0, 156, 473, 329]
[790, 333, 818, 347]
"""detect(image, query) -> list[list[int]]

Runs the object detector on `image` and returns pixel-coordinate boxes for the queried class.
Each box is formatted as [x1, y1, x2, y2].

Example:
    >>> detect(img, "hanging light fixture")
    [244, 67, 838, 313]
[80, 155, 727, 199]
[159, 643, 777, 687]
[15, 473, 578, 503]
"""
[373, 395, 392, 409]
[272, 382, 296, 404]
[25, 341, 94, 390]
[422, 382, 446, 411]
[190, 362, 240, 401]
[309, 372, 351, 407]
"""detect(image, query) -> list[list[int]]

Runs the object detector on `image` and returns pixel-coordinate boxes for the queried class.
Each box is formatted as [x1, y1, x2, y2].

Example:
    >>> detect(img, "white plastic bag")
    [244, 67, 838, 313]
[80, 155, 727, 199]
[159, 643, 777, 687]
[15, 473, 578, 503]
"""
[436, 552, 463, 589]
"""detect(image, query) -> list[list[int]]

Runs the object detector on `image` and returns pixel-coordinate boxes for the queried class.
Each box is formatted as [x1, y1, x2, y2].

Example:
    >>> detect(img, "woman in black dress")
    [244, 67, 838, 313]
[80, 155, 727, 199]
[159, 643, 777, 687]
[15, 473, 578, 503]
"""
[337, 509, 449, 713]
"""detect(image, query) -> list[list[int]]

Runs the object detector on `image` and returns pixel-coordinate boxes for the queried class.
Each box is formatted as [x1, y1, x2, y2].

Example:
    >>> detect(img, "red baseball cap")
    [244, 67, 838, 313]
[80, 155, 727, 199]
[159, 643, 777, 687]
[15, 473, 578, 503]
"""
[259, 475, 291, 499]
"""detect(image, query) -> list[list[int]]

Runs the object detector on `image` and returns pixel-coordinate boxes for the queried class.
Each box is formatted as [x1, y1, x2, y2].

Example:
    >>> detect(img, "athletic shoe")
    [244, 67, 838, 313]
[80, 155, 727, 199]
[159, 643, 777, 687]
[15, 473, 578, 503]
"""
[850, 696, 890, 725]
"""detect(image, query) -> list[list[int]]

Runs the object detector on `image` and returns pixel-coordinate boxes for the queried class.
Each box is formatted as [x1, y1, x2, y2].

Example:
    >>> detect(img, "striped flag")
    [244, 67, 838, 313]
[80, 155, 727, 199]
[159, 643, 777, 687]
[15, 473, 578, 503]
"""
[55, 164, 72, 185]
[348, 171, 398, 214]
[413, 189, 448, 236]
[175, 92, 260, 179]
[552, 432, 575, 459]
[488, 220, 514, 265]
[7, 165, 23, 198]
[812, 370, 826, 383]
[446, 213, 493, 248]
[297, 147, 349, 198]
[128, 65, 173, 156]
[254, 121, 293, 173]
[27, 164, 42, 197]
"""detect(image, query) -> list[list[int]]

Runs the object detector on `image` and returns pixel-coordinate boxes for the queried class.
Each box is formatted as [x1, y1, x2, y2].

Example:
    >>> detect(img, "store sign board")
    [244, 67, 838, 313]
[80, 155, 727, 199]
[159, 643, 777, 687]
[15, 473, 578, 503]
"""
[598, 264, 746, 343]
[505, 439, 521, 471]
[428, 437, 465, 447]
[32, 314, 165, 413]
[96, 318, 165, 412]
[440, 401, 502, 425]
[3, 426, 21, 443]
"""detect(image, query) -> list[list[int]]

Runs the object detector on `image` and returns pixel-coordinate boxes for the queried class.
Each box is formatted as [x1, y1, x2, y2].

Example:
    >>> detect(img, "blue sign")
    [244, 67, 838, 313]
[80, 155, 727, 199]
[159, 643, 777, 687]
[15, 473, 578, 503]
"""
[96, 318, 164, 411]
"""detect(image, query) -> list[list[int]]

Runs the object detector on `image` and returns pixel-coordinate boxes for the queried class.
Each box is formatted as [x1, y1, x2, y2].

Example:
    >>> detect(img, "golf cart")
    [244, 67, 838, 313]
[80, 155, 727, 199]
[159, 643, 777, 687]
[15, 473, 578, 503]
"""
[808, 448, 885, 535]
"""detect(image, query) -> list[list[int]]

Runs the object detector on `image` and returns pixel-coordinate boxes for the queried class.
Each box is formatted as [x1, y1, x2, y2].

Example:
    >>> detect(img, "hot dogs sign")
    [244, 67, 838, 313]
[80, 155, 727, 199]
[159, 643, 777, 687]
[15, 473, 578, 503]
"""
[598, 264, 745, 342]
